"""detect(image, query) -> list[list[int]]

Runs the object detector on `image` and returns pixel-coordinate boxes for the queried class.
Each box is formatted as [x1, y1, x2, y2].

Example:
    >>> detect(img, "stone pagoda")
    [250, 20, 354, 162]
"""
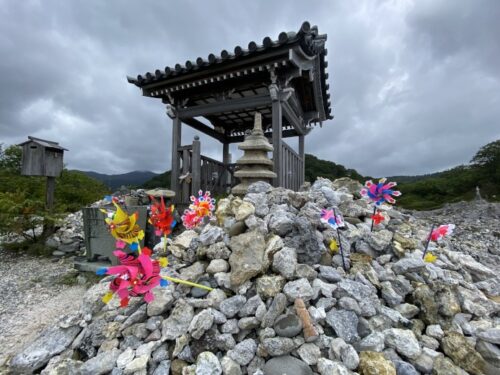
[232, 113, 277, 195]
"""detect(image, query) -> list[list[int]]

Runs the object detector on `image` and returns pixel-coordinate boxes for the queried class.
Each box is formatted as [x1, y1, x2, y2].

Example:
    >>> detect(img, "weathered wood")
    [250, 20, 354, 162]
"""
[282, 100, 306, 135]
[272, 99, 282, 187]
[191, 136, 201, 195]
[223, 143, 231, 192]
[299, 134, 305, 186]
[178, 94, 271, 119]
[182, 117, 227, 143]
[46, 176, 55, 211]
[170, 116, 182, 201]
[182, 148, 190, 202]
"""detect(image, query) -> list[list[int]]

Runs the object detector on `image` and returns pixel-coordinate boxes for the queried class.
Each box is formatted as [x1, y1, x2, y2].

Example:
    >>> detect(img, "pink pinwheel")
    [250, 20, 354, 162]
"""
[321, 209, 345, 229]
[360, 178, 401, 206]
[182, 190, 216, 229]
[430, 224, 455, 242]
[97, 247, 161, 307]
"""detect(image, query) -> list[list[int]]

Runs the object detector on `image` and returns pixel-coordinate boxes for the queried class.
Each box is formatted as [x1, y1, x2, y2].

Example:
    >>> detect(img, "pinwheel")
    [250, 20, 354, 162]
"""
[101, 199, 144, 251]
[321, 208, 347, 271]
[422, 224, 455, 260]
[361, 178, 401, 232]
[149, 196, 176, 252]
[97, 247, 162, 307]
[371, 210, 385, 226]
[360, 178, 401, 206]
[182, 190, 216, 229]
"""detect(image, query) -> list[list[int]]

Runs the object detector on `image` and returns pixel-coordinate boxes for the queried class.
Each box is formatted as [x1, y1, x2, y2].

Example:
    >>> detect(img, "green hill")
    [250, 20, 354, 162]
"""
[79, 170, 159, 190]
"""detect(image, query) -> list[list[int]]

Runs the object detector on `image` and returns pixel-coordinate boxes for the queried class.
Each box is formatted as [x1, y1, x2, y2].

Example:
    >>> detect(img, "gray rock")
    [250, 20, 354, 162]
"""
[359, 331, 385, 352]
[195, 351, 222, 375]
[221, 319, 240, 334]
[227, 339, 257, 366]
[297, 343, 321, 365]
[394, 303, 420, 319]
[392, 257, 425, 275]
[272, 247, 297, 279]
[394, 360, 419, 375]
[318, 266, 343, 282]
[229, 231, 266, 287]
[161, 300, 194, 340]
[261, 337, 296, 356]
[340, 343, 360, 370]
[124, 354, 148, 374]
[116, 347, 135, 369]
[366, 229, 393, 251]
[147, 287, 175, 316]
[261, 293, 288, 328]
[153, 360, 171, 375]
[335, 279, 379, 317]
[239, 295, 264, 317]
[285, 216, 326, 265]
[80, 348, 121, 375]
[189, 309, 214, 339]
[476, 328, 500, 344]
[337, 296, 361, 315]
[325, 309, 360, 343]
[221, 356, 242, 375]
[273, 313, 303, 338]
[248, 181, 273, 194]
[199, 224, 224, 246]
[206, 241, 231, 260]
[238, 317, 260, 330]
[219, 295, 246, 318]
[295, 264, 318, 280]
[10, 325, 81, 373]
[381, 281, 404, 306]
[206, 259, 229, 274]
[426, 324, 444, 340]
[316, 358, 349, 375]
[283, 278, 314, 301]
[263, 355, 312, 375]
[257, 275, 286, 299]
[384, 328, 421, 360]
[476, 339, 500, 367]
[268, 210, 296, 236]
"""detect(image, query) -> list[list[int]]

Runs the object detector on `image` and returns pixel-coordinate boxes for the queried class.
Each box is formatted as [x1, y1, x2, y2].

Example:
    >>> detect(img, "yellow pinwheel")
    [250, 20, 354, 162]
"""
[101, 201, 144, 245]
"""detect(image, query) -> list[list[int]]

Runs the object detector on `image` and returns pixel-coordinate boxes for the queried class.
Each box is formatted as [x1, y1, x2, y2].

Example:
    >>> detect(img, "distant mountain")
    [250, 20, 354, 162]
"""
[77, 170, 159, 190]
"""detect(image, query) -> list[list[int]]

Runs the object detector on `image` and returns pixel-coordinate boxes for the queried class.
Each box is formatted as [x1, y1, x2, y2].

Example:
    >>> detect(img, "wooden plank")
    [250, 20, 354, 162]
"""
[299, 134, 305, 187]
[282, 100, 306, 135]
[182, 117, 227, 143]
[223, 143, 231, 192]
[178, 94, 271, 119]
[272, 100, 282, 187]
[182, 149, 190, 202]
[170, 116, 182, 202]
[192, 137, 201, 196]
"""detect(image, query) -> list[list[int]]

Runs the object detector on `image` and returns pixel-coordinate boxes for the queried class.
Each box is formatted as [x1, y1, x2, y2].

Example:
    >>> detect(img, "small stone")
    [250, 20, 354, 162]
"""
[366, 230, 393, 252]
[432, 356, 466, 375]
[263, 355, 313, 375]
[297, 343, 321, 365]
[195, 352, 222, 375]
[147, 287, 174, 316]
[295, 264, 318, 280]
[358, 351, 396, 375]
[238, 317, 260, 330]
[359, 332, 385, 352]
[317, 358, 349, 375]
[476, 328, 500, 344]
[219, 295, 246, 318]
[235, 201, 255, 221]
[116, 347, 135, 369]
[239, 295, 264, 317]
[273, 313, 303, 338]
[325, 309, 360, 343]
[256, 275, 286, 299]
[221, 319, 239, 334]
[392, 257, 425, 275]
[227, 339, 257, 366]
[272, 247, 297, 279]
[189, 309, 214, 339]
[261, 337, 296, 356]
[124, 355, 148, 374]
[261, 293, 287, 328]
[318, 266, 342, 282]
[153, 360, 171, 375]
[206, 259, 229, 274]
[476, 339, 500, 368]
[283, 278, 314, 301]
[384, 328, 421, 360]
[221, 356, 242, 375]
[199, 225, 224, 246]
[340, 344, 360, 370]
[80, 349, 121, 375]
[441, 331, 487, 375]
[229, 231, 266, 287]
[394, 303, 420, 319]
[393, 360, 419, 375]
[426, 324, 444, 340]
[161, 300, 194, 340]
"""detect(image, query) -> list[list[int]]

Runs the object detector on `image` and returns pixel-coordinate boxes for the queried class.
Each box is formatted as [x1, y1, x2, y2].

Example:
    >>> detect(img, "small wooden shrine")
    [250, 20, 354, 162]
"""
[128, 21, 331, 204]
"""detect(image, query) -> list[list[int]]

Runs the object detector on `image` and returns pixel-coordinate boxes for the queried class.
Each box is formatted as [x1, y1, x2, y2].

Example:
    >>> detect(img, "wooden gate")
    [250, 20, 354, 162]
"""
[279, 140, 304, 191]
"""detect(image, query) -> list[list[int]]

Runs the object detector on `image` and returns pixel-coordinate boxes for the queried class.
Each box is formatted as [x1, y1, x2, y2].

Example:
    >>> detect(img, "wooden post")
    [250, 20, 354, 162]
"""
[192, 136, 201, 195]
[182, 148, 190, 203]
[170, 116, 181, 202]
[223, 143, 231, 192]
[43, 176, 56, 235]
[272, 99, 282, 187]
[299, 134, 305, 186]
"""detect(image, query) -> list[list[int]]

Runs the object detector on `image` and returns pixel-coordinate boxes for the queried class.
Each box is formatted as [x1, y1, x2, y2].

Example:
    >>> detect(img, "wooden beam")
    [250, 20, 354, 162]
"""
[223, 143, 231, 192]
[177, 94, 271, 119]
[272, 99, 282, 187]
[182, 117, 227, 143]
[191, 136, 201, 195]
[226, 128, 307, 143]
[299, 134, 305, 186]
[282, 100, 306, 135]
[171, 116, 181, 201]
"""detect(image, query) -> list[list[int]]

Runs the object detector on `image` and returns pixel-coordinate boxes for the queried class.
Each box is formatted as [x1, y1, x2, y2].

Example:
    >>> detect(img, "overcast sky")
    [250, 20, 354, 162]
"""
[1, 0, 499, 177]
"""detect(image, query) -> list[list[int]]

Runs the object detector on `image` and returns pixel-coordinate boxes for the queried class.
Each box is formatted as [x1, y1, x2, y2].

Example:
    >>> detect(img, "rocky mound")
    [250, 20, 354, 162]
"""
[8, 178, 500, 375]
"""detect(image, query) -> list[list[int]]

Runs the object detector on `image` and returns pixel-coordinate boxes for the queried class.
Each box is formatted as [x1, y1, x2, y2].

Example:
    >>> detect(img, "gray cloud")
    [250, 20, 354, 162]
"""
[0, 0, 499, 177]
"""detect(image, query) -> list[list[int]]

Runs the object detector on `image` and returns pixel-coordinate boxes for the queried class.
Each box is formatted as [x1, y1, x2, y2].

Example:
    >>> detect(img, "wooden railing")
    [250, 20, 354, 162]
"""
[280, 140, 303, 191]
[177, 137, 236, 205]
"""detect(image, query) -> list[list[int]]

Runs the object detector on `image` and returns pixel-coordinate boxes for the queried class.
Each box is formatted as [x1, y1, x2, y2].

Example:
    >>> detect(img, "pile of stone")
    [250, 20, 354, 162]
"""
[46, 211, 85, 258]
[9, 178, 500, 374]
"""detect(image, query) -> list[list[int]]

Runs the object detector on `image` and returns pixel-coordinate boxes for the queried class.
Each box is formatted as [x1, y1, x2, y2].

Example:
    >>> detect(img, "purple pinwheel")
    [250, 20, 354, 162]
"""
[360, 178, 401, 206]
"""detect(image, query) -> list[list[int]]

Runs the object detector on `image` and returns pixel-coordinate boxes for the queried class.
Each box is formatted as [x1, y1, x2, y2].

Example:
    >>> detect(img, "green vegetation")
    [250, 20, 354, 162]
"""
[141, 170, 171, 189]
[0, 144, 110, 253]
[304, 154, 365, 183]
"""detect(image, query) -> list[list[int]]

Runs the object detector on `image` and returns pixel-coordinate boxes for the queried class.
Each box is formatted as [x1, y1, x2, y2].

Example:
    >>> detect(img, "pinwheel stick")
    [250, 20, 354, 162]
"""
[422, 224, 435, 259]
[163, 234, 167, 252]
[370, 206, 377, 232]
[162, 276, 213, 291]
[333, 208, 347, 272]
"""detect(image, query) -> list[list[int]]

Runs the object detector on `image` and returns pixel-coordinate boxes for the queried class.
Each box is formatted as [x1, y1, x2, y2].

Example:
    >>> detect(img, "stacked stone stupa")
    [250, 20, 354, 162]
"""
[232, 112, 277, 195]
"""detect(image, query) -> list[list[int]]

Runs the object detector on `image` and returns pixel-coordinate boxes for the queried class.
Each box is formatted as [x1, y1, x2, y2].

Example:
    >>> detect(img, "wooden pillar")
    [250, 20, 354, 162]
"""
[272, 99, 282, 187]
[223, 143, 231, 192]
[170, 116, 181, 201]
[43, 176, 56, 235]
[192, 136, 201, 195]
[299, 134, 305, 186]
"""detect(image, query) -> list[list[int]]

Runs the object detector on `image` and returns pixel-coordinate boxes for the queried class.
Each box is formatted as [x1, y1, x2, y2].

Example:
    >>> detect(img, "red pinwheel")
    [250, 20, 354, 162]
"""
[97, 247, 162, 307]
[360, 178, 401, 206]
[430, 224, 455, 242]
[371, 211, 385, 226]
[149, 196, 176, 237]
